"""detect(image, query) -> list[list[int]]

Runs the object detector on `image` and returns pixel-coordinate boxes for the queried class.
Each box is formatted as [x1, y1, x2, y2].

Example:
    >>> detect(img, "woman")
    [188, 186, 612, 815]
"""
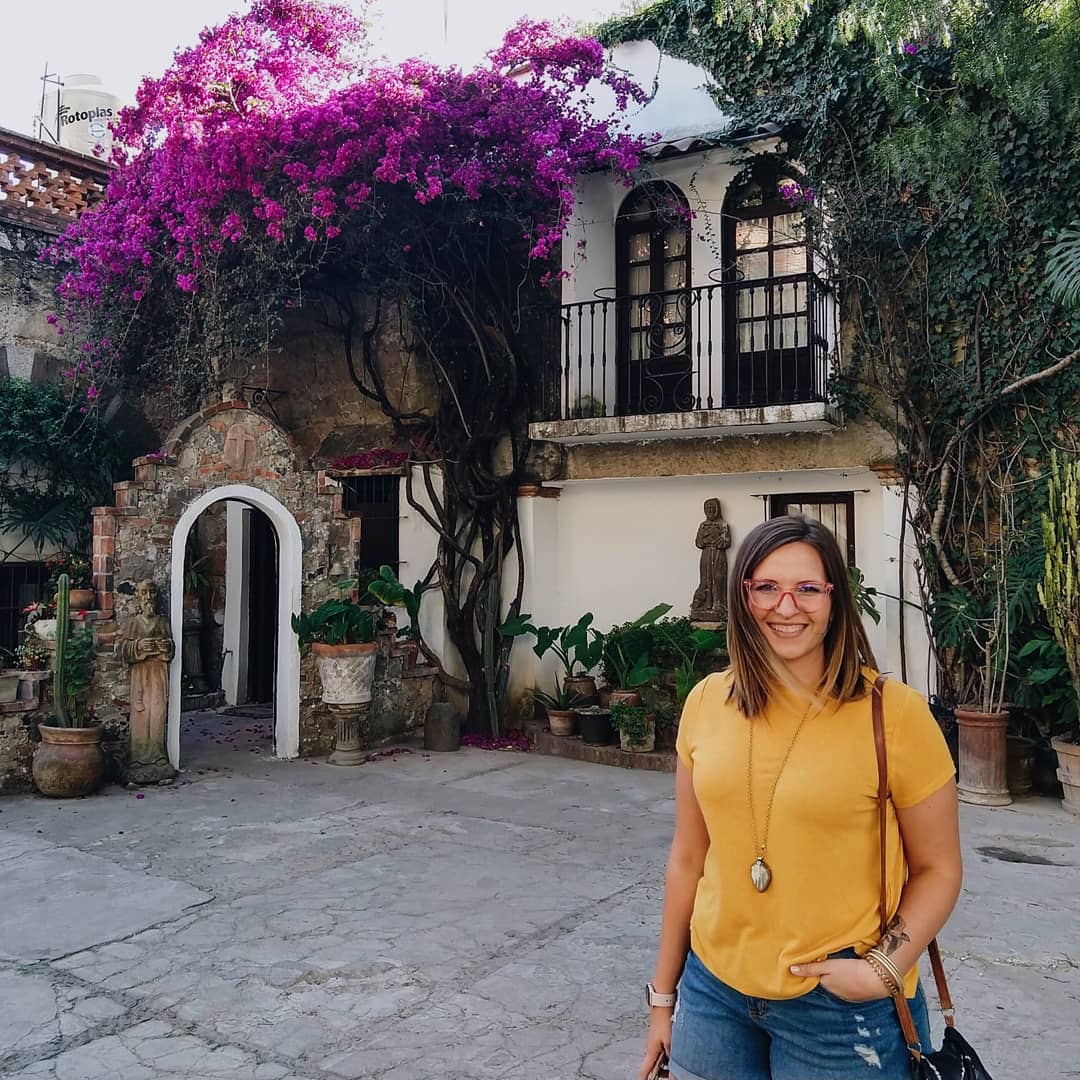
[640, 515, 961, 1080]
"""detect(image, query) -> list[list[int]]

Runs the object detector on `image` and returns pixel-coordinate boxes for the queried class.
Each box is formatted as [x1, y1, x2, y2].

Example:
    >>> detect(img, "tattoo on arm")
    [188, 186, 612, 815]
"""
[879, 915, 911, 957]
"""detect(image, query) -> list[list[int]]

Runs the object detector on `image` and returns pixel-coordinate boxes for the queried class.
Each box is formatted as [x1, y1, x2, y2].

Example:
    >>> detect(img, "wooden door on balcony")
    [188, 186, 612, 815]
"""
[722, 178, 815, 407]
[615, 184, 693, 415]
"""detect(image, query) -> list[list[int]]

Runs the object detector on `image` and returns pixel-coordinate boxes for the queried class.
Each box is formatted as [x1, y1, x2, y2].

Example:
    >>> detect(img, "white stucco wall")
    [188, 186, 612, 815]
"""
[506, 468, 932, 700]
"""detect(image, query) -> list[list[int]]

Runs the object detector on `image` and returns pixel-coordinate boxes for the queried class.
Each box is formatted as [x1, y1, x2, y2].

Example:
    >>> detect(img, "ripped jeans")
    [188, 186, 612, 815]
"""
[669, 949, 933, 1080]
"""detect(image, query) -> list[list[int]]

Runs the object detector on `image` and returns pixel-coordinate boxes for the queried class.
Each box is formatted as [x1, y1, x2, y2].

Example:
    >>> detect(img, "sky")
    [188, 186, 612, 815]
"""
[0, 0, 625, 137]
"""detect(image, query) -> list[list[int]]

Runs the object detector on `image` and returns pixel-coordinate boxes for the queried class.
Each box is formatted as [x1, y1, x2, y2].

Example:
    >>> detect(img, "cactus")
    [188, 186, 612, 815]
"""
[1040, 452, 1080, 704]
[53, 572, 71, 727]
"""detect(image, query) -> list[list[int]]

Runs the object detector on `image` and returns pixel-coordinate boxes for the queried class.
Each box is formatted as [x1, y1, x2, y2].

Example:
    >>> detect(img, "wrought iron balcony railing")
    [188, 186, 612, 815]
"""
[534, 273, 836, 423]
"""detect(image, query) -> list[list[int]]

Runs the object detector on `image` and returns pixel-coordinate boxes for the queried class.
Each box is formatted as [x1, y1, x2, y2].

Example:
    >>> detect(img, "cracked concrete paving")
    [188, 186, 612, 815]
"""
[0, 741, 1077, 1079]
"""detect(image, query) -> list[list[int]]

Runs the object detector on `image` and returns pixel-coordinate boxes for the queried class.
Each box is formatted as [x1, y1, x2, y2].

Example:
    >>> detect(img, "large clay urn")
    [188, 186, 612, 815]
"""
[33, 724, 105, 798]
[312, 642, 378, 705]
[955, 708, 1011, 806]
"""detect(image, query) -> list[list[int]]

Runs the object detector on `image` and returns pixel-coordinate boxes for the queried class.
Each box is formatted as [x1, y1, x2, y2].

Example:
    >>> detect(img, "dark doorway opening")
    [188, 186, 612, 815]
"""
[247, 508, 278, 703]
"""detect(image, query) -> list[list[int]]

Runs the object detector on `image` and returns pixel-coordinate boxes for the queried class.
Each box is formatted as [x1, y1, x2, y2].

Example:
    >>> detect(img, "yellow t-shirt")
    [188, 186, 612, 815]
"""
[676, 669, 955, 1000]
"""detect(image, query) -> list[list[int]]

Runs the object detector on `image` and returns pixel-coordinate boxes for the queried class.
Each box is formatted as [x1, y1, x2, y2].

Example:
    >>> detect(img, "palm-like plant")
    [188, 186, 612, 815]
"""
[1047, 221, 1080, 310]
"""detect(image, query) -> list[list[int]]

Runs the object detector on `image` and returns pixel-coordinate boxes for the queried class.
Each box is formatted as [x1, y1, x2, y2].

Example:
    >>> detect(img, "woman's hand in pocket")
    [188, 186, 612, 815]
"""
[790, 958, 893, 1003]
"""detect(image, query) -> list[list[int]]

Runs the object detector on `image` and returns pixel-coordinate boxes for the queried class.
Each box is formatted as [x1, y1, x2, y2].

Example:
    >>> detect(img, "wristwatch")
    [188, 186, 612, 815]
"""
[645, 982, 677, 1008]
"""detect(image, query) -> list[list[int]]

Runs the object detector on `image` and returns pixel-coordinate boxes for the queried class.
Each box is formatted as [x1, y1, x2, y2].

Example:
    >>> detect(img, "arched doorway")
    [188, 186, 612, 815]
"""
[168, 484, 302, 768]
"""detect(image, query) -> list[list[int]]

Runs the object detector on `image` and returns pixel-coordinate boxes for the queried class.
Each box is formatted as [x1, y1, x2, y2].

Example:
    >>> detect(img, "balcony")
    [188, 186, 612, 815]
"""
[529, 273, 841, 444]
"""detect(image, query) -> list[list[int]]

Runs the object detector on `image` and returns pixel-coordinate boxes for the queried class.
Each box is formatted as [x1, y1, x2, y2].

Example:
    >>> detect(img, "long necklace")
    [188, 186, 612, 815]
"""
[747, 706, 813, 893]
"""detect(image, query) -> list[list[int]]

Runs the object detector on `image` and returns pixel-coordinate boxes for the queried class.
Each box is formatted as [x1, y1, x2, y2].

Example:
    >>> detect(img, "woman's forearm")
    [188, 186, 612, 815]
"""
[877, 865, 962, 979]
[650, 853, 704, 993]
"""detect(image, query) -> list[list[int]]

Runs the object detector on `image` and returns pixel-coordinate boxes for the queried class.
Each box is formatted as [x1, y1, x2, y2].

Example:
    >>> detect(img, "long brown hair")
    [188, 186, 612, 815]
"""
[726, 515, 878, 717]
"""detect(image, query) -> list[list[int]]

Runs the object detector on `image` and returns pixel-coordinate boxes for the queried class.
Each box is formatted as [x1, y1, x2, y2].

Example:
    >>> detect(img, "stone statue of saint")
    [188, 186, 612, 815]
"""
[690, 498, 731, 624]
[122, 580, 177, 785]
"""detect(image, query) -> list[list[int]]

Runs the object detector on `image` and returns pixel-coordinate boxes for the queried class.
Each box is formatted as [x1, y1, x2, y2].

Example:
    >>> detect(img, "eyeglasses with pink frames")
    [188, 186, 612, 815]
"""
[742, 579, 834, 612]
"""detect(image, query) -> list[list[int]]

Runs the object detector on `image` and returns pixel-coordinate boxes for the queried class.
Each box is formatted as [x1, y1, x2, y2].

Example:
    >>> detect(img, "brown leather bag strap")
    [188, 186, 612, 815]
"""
[872, 675, 957, 1056]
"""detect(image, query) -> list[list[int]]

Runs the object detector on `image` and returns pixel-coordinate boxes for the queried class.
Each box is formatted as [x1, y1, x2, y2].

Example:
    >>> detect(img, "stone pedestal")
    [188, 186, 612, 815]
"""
[328, 702, 370, 766]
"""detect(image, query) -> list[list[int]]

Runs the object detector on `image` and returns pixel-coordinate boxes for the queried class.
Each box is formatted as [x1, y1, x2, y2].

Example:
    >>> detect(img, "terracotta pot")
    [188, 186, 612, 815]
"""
[1051, 735, 1080, 815]
[955, 708, 1011, 806]
[546, 708, 576, 737]
[609, 689, 642, 708]
[68, 588, 96, 610]
[33, 724, 105, 798]
[619, 714, 656, 754]
[312, 642, 378, 705]
[1006, 736, 1035, 798]
[564, 675, 598, 708]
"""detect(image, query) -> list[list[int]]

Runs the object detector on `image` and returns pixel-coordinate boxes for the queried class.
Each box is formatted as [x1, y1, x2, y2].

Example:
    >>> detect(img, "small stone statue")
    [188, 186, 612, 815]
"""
[690, 498, 731, 625]
[122, 580, 177, 785]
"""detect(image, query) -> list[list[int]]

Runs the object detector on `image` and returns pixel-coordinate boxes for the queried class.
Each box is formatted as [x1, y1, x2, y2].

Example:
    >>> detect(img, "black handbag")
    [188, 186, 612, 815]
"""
[871, 677, 993, 1080]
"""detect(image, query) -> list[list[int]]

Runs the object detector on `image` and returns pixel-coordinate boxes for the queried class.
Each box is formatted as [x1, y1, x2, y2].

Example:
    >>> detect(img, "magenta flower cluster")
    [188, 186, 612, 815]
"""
[778, 179, 816, 208]
[45, 0, 646, 397]
[330, 448, 409, 470]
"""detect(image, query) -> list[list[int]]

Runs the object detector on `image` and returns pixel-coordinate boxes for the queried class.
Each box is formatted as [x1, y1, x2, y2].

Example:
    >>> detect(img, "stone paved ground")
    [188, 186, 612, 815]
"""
[0, 724, 1077, 1079]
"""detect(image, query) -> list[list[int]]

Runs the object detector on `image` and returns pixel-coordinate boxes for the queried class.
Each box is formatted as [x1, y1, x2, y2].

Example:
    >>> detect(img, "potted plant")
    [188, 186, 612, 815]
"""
[32, 574, 105, 798]
[575, 704, 615, 745]
[16, 637, 51, 672]
[367, 564, 426, 669]
[601, 604, 672, 706]
[654, 618, 726, 708]
[291, 584, 377, 705]
[25, 599, 58, 641]
[611, 699, 655, 753]
[532, 681, 579, 736]
[931, 495, 1030, 807]
[47, 553, 95, 610]
[499, 612, 604, 706]
[1038, 452, 1080, 813]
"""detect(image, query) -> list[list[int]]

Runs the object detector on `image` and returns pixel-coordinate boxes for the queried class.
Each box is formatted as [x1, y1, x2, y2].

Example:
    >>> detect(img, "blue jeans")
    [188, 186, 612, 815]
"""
[669, 950, 933, 1080]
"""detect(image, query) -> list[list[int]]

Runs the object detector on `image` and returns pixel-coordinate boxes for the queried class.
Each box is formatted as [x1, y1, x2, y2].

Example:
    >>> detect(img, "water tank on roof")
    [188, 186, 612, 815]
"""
[57, 74, 122, 159]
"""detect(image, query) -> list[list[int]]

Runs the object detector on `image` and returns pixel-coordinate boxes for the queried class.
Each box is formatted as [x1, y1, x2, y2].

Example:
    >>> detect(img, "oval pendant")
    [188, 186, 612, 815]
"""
[750, 856, 772, 892]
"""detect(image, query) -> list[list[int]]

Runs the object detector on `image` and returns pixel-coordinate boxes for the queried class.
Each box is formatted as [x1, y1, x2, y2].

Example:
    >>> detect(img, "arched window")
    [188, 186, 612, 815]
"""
[615, 182, 694, 415]
[722, 166, 821, 407]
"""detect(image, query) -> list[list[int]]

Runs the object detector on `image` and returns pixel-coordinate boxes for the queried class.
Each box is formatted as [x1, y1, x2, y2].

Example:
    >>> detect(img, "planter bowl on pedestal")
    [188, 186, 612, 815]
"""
[313, 642, 378, 705]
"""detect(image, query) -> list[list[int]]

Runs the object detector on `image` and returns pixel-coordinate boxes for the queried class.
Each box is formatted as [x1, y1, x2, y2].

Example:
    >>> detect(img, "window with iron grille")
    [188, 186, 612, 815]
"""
[769, 493, 856, 567]
[340, 475, 401, 570]
[0, 562, 48, 659]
